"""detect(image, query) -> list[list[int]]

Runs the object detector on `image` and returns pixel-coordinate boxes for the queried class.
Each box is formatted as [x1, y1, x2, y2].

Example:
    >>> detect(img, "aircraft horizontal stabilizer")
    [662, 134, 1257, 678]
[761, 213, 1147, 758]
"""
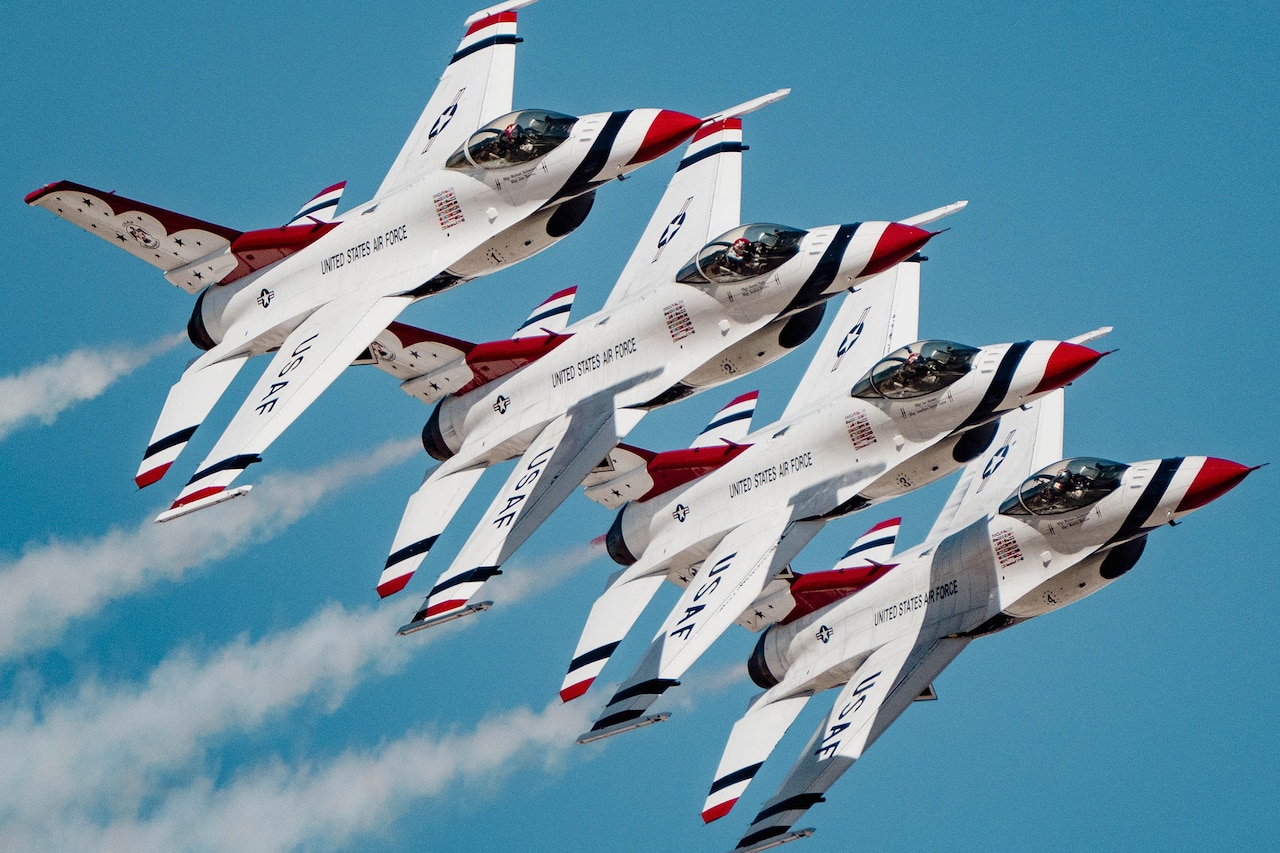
[360, 321, 476, 403]
[580, 443, 655, 496]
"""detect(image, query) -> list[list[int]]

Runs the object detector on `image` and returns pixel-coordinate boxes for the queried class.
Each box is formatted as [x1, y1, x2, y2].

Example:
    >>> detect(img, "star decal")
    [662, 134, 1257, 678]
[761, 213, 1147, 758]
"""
[174, 237, 184, 247]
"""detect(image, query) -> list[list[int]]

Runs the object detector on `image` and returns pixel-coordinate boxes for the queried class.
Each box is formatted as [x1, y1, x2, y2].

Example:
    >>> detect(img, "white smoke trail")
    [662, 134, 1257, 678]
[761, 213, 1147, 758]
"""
[46, 700, 595, 853]
[0, 534, 606, 843]
[0, 438, 419, 659]
[0, 603, 408, 832]
[0, 333, 185, 441]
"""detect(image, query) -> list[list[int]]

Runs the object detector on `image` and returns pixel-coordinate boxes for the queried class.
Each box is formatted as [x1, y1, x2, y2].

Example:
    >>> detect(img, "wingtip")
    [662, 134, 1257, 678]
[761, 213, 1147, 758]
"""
[559, 678, 594, 702]
[702, 799, 738, 824]
[699, 88, 791, 123]
[376, 574, 413, 598]
[25, 183, 59, 205]
[135, 463, 172, 489]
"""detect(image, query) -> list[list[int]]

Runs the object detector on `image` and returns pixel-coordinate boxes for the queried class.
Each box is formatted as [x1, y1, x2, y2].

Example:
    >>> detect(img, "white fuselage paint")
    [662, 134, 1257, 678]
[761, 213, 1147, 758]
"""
[195, 112, 641, 358]
[434, 224, 890, 468]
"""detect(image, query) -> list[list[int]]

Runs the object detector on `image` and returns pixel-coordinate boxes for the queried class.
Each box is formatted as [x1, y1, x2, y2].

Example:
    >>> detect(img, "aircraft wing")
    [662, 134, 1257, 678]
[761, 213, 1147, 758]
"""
[599, 116, 746, 310]
[399, 402, 645, 628]
[135, 348, 250, 488]
[777, 258, 921, 423]
[583, 515, 824, 739]
[159, 293, 415, 519]
[732, 636, 970, 851]
[925, 388, 1066, 543]
[374, 1, 534, 198]
[378, 463, 487, 598]
[561, 567, 668, 702]
[702, 691, 813, 823]
[25, 181, 242, 294]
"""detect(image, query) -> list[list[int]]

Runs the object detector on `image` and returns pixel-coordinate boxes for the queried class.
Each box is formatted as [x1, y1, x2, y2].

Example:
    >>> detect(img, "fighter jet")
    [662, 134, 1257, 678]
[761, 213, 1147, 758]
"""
[25, 0, 703, 521]
[699, 392, 1256, 852]
[562, 260, 1107, 739]
[377, 99, 961, 631]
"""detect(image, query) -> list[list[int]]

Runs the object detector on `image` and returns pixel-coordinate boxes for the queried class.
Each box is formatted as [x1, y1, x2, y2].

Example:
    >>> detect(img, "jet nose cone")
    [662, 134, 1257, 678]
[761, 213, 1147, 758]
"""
[627, 110, 703, 165]
[1032, 341, 1105, 393]
[861, 222, 936, 278]
[1176, 457, 1256, 512]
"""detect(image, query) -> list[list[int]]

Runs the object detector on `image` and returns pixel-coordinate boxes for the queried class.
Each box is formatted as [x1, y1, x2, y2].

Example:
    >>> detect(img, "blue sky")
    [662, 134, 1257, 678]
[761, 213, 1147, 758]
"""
[2, 1, 1277, 851]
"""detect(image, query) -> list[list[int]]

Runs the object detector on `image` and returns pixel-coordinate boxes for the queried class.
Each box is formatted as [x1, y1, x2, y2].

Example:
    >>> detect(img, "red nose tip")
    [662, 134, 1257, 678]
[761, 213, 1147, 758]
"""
[861, 222, 936, 278]
[1176, 457, 1255, 512]
[628, 110, 703, 165]
[1032, 342, 1105, 393]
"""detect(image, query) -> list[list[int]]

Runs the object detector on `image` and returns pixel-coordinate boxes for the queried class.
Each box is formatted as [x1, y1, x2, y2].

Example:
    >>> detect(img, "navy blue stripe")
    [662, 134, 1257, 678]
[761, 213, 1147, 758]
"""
[450, 34, 519, 65]
[429, 565, 501, 597]
[710, 762, 763, 794]
[552, 110, 632, 202]
[676, 141, 747, 172]
[609, 677, 679, 704]
[519, 304, 571, 328]
[186, 454, 261, 485]
[959, 341, 1031, 429]
[144, 426, 198, 460]
[591, 708, 644, 731]
[292, 199, 336, 221]
[569, 641, 620, 673]
[384, 536, 439, 569]
[1106, 458, 1181, 546]
[701, 409, 753, 434]
[843, 535, 896, 557]
[780, 223, 859, 315]
[752, 793, 826, 823]
[737, 826, 789, 849]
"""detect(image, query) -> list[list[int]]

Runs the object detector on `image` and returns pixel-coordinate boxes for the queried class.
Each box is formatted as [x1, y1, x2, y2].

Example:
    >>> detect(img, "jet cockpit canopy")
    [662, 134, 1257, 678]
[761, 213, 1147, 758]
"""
[1000, 457, 1130, 517]
[851, 340, 981, 400]
[676, 223, 808, 285]
[447, 110, 578, 170]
